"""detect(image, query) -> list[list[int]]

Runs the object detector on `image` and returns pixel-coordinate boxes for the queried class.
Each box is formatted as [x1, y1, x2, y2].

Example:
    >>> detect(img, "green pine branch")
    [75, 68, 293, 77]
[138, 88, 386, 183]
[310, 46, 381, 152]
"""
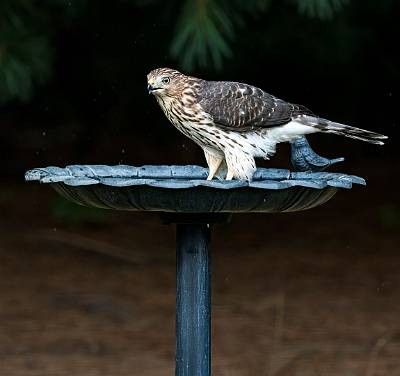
[170, 0, 234, 71]
[0, 0, 87, 104]
[293, 0, 350, 19]
[169, 0, 350, 72]
[0, 0, 352, 105]
[0, 1, 49, 103]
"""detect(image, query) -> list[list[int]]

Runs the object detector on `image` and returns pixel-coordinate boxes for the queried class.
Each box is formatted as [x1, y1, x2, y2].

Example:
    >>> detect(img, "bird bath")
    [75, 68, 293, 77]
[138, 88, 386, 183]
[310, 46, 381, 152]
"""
[25, 138, 365, 376]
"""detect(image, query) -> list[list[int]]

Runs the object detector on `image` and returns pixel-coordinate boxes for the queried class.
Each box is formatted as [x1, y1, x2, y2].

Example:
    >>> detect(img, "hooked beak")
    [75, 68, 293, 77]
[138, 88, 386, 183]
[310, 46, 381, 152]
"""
[147, 84, 161, 94]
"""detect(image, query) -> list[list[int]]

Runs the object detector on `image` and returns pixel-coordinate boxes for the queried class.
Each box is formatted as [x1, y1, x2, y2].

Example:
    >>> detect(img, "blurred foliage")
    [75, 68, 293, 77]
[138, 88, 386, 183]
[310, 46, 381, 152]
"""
[379, 204, 400, 231]
[0, 0, 89, 104]
[170, 0, 235, 70]
[155, 0, 349, 70]
[0, 187, 16, 204]
[294, 0, 349, 19]
[0, 0, 351, 104]
[0, 1, 52, 104]
[52, 196, 108, 226]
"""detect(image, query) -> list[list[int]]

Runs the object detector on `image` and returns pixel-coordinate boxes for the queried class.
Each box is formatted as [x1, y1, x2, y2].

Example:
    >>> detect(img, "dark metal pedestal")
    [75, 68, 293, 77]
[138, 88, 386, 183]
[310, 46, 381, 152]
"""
[162, 213, 230, 376]
[176, 223, 211, 376]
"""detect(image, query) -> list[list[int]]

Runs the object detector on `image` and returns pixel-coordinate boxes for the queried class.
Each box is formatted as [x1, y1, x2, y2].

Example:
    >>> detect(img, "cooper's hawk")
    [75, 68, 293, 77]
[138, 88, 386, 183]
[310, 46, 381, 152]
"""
[147, 68, 387, 181]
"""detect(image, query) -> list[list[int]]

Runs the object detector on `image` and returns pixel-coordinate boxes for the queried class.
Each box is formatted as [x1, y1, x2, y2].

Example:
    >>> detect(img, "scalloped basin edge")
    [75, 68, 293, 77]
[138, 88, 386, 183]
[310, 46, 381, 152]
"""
[24, 165, 366, 214]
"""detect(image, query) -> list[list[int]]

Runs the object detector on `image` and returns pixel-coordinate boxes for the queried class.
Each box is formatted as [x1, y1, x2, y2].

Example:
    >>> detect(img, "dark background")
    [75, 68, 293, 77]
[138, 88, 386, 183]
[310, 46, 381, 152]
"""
[1, 1, 399, 375]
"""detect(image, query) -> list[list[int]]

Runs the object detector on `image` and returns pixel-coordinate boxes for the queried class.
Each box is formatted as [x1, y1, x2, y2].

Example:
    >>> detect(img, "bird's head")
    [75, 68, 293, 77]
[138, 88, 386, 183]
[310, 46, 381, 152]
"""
[147, 68, 187, 98]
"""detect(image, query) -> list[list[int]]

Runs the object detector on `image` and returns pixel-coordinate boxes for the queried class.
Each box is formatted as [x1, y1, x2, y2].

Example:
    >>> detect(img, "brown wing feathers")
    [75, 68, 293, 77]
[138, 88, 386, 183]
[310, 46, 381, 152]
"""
[197, 81, 313, 131]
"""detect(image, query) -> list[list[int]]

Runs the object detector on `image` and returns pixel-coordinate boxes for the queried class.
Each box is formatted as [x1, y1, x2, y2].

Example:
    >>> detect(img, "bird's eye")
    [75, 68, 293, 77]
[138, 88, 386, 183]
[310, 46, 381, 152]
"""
[161, 77, 170, 84]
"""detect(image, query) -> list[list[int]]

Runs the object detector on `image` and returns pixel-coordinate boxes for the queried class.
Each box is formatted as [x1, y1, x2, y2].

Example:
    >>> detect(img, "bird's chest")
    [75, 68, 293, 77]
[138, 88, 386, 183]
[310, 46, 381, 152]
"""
[157, 97, 210, 142]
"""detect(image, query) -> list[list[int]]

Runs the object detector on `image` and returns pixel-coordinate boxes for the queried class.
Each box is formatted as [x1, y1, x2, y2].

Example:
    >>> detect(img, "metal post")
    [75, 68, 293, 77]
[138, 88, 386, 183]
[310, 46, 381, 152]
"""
[176, 223, 211, 376]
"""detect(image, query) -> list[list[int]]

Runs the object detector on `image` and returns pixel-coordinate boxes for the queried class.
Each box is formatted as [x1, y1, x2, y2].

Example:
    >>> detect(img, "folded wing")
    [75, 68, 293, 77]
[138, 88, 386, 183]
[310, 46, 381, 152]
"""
[197, 81, 313, 131]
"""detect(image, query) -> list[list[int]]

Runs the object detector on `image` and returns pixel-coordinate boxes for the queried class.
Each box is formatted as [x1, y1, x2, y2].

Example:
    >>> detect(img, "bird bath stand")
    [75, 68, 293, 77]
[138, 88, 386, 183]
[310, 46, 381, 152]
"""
[25, 137, 365, 376]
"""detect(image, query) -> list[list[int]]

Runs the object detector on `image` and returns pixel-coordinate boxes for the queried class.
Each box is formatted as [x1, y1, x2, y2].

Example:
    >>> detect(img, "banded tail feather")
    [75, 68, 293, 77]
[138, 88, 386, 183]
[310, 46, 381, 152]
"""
[315, 118, 388, 145]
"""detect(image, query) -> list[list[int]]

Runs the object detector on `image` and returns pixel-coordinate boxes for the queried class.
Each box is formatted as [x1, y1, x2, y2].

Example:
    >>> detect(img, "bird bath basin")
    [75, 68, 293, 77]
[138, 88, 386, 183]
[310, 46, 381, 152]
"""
[25, 139, 365, 376]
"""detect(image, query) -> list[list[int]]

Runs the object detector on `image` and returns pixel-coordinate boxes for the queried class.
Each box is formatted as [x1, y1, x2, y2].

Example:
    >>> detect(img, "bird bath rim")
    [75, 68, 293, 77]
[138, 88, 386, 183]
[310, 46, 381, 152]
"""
[25, 164, 365, 214]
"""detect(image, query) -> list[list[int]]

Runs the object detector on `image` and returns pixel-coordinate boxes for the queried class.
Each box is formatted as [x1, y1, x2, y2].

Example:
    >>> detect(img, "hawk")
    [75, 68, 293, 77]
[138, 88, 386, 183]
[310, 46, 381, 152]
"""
[147, 68, 387, 181]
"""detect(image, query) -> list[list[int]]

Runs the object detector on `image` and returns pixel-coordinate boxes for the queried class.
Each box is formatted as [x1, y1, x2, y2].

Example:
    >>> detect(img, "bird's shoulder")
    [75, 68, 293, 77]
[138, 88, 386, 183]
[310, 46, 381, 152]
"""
[195, 80, 314, 130]
[196, 80, 271, 100]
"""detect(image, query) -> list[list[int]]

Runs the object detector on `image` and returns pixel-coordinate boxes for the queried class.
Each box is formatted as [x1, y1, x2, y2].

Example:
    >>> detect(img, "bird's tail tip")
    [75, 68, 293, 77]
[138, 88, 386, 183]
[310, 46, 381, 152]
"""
[316, 119, 388, 145]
